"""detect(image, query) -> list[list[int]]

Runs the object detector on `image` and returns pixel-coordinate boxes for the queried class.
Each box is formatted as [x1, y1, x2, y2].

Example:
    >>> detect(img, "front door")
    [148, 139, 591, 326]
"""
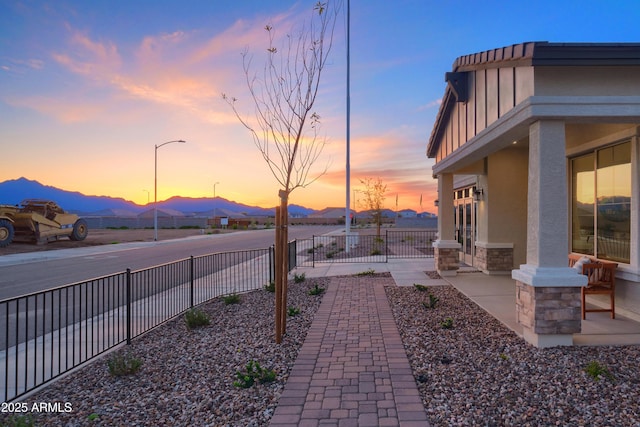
[454, 188, 476, 266]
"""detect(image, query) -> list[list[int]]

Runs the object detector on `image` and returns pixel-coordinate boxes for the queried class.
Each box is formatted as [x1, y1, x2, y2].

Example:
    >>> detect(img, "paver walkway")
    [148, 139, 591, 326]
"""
[270, 275, 430, 427]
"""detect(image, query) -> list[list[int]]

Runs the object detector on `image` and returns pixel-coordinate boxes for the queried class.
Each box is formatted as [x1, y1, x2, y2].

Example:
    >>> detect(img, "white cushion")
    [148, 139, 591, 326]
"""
[573, 256, 592, 273]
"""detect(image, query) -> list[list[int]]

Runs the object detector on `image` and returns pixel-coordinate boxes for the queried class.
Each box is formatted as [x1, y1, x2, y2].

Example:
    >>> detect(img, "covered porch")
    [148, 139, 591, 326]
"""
[446, 269, 640, 346]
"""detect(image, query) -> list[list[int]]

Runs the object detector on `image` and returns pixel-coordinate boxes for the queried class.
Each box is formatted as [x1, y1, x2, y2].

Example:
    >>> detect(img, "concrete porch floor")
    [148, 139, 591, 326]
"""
[300, 258, 640, 346]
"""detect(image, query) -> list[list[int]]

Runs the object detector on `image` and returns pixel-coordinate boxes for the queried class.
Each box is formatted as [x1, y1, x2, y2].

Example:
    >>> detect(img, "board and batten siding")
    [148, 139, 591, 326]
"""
[435, 66, 534, 163]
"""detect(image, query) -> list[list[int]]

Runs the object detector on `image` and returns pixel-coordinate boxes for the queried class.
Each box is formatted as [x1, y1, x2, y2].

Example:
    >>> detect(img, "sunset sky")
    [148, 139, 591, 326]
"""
[1, 1, 639, 212]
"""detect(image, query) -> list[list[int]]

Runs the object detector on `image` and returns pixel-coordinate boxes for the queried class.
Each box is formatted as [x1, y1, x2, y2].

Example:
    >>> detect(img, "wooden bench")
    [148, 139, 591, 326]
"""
[568, 253, 617, 319]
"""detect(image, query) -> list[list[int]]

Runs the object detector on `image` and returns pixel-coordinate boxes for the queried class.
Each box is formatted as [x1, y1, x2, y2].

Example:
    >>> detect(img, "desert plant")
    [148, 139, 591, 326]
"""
[3, 415, 35, 427]
[370, 248, 382, 256]
[107, 353, 142, 376]
[414, 284, 429, 291]
[584, 361, 615, 381]
[499, 353, 509, 361]
[325, 251, 335, 259]
[307, 247, 315, 254]
[288, 306, 301, 316]
[233, 361, 277, 388]
[308, 283, 325, 295]
[440, 317, 454, 329]
[223, 293, 241, 305]
[184, 308, 210, 329]
[87, 413, 100, 422]
[264, 281, 275, 292]
[422, 294, 439, 309]
[294, 272, 306, 283]
[355, 268, 376, 276]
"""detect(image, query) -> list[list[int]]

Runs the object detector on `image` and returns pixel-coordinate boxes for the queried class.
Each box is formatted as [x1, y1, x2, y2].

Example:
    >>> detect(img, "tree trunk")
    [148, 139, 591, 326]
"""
[275, 190, 289, 343]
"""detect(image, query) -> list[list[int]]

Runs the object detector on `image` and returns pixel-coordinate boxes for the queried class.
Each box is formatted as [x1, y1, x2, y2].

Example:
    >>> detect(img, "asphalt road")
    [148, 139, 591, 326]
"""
[0, 225, 341, 300]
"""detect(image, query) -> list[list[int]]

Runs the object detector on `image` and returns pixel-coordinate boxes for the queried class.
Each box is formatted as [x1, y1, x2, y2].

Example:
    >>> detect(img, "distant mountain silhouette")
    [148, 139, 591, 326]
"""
[0, 177, 317, 217]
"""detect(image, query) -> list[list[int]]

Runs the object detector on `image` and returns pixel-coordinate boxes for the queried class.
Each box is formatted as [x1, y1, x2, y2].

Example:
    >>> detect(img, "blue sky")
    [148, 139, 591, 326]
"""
[1, 0, 639, 211]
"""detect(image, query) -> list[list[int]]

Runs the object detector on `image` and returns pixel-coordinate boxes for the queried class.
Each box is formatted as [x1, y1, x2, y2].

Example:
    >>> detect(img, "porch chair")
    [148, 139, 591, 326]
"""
[568, 254, 617, 320]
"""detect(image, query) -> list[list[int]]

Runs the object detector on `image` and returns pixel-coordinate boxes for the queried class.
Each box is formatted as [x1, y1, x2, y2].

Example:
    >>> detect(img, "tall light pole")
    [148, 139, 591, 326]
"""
[213, 181, 220, 228]
[155, 139, 186, 241]
[142, 189, 150, 205]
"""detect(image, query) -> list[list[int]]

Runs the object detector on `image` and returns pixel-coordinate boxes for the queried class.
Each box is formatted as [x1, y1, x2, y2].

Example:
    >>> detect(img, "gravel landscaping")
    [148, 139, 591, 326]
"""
[3, 275, 640, 426]
[2, 277, 329, 427]
[387, 284, 640, 426]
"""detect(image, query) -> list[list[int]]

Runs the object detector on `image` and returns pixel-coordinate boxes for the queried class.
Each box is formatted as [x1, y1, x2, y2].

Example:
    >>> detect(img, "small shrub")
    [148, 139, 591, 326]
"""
[374, 237, 384, 244]
[223, 293, 241, 305]
[440, 317, 454, 329]
[370, 248, 382, 256]
[355, 268, 376, 276]
[325, 251, 335, 259]
[308, 283, 325, 295]
[3, 415, 35, 427]
[233, 361, 277, 388]
[307, 248, 315, 254]
[288, 306, 301, 316]
[422, 294, 439, 309]
[294, 273, 306, 283]
[87, 413, 100, 422]
[499, 353, 509, 361]
[184, 308, 210, 329]
[107, 353, 142, 376]
[264, 281, 275, 292]
[584, 361, 615, 381]
[414, 284, 429, 292]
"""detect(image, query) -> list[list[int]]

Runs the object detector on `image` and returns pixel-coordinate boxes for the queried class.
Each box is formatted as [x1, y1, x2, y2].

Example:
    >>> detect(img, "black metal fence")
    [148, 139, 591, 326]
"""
[308, 230, 436, 265]
[0, 231, 426, 403]
[1, 247, 274, 403]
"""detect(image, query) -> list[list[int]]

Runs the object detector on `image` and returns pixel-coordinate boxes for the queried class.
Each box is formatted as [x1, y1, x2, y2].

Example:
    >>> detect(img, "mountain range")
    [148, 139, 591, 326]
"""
[0, 177, 316, 217]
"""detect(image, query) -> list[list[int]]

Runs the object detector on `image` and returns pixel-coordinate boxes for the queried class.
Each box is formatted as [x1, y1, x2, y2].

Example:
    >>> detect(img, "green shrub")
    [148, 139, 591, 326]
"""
[294, 273, 306, 283]
[355, 268, 376, 276]
[308, 283, 325, 295]
[414, 284, 429, 292]
[184, 308, 210, 329]
[288, 306, 301, 317]
[370, 248, 382, 256]
[233, 361, 277, 388]
[325, 251, 335, 259]
[3, 414, 35, 427]
[307, 247, 315, 254]
[223, 293, 241, 305]
[107, 353, 142, 376]
[422, 294, 439, 309]
[440, 317, 454, 329]
[264, 281, 275, 292]
[584, 361, 615, 381]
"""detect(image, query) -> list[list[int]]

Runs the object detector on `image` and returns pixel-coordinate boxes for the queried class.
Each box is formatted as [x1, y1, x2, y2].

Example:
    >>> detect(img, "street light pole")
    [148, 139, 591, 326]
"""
[154, 139, 186, 241]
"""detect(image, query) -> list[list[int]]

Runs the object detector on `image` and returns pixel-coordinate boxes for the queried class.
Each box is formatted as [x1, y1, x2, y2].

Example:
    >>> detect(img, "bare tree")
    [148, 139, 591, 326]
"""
[223, 1, 340, 343]
[359, 177, 387, 238]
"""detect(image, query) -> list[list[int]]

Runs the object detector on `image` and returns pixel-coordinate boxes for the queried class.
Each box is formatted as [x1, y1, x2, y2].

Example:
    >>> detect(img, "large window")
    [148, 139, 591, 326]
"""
[571, 141, 631, 263]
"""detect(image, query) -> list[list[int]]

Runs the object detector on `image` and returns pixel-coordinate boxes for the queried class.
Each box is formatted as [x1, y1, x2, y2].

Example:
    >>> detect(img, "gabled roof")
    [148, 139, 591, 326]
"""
[427, 42, 640, 158]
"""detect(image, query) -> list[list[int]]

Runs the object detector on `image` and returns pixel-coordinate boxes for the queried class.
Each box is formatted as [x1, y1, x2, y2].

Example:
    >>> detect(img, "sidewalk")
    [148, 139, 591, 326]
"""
[271, 265, 431, 427]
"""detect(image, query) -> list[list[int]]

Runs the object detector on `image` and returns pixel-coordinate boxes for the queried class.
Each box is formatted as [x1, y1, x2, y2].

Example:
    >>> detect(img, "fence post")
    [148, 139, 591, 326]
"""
[269, 245, 275, 283]
[312, 236, 316, 268]
[190, 255, 194, 308]
[385, 230, 389, 263]
[126, 268, 131, 345]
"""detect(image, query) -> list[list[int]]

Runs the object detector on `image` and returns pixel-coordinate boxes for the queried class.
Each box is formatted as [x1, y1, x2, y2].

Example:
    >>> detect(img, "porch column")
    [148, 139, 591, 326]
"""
[512, 120, 587, 347]
[433, 173, 460, 276]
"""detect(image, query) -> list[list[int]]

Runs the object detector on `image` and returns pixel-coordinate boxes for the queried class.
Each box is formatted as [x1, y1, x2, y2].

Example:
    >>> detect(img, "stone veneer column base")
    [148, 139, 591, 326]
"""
[475, 242, 514, 274]
[512, 264, 587, 348]
[433, 240, 461, 277]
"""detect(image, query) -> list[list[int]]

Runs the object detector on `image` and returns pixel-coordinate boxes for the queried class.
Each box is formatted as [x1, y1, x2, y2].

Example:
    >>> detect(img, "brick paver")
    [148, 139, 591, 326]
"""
[270, 276, 429, 427]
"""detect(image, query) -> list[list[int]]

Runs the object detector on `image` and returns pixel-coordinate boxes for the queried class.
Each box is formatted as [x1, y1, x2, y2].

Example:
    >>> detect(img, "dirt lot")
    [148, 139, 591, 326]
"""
[0, 228, 217, 256]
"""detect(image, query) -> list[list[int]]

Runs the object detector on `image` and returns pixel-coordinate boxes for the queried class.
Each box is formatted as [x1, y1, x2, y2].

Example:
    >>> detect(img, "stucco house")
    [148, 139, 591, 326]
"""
[427, 42, 640, 347]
